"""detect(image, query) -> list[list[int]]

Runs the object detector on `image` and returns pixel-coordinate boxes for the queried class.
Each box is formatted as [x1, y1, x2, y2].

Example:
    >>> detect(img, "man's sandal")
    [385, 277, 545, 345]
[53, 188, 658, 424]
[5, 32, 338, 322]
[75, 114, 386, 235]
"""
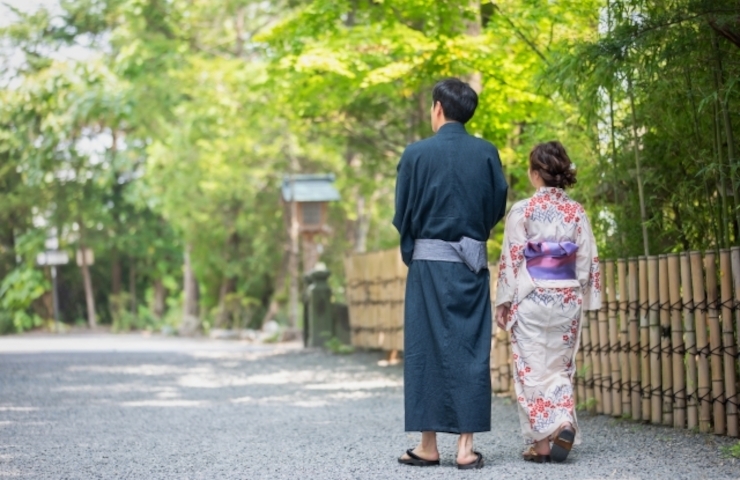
[457, 451, 484, 470]
[551, 425, 576, 463]
[397, 449, 440, 467]
[522, 447, 551, 463]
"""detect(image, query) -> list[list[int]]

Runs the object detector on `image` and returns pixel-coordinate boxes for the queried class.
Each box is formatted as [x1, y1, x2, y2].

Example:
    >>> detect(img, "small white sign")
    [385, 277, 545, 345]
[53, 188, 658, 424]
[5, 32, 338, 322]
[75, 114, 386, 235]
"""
[76, 249, 95, 266]
[36, 251, 70, 266]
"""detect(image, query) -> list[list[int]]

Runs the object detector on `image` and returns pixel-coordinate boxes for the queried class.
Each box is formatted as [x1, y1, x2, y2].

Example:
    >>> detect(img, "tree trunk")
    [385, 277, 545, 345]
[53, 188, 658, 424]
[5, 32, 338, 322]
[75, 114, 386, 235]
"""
[355, 195, 369, 253]
[78, 222, 97, 328]
[261, 236, 291, 329]
[464, 1, 483, 94]
[129, 258, 137, 319]
[288, 178, 300, 329]
[711, 28, 740, 241]
[627, 73, 650, 257]
[111, 249, 121, 296]
[180, 244, 200, 335]
[153, 278, 166, 319]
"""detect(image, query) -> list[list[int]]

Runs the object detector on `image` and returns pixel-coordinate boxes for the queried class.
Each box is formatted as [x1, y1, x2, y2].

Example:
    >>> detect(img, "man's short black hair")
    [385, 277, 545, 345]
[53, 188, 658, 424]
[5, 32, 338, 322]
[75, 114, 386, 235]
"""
[432, 78, 478, 124]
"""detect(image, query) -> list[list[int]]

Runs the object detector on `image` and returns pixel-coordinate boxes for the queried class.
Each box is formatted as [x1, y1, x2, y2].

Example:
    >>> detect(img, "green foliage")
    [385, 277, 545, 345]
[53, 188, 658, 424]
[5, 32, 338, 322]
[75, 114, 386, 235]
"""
[721, 441, 740, 459]
[1, 0, 737, 336]
[576, 397, 598, 412]
[324, 336, 355, 355]
[0, 268, 49, 333]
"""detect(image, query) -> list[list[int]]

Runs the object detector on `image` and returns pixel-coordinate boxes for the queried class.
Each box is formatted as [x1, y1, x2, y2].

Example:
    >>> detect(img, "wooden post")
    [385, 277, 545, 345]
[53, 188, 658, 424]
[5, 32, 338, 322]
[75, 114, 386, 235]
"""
[599, 260, 612, 416]
[667, 254, 685, 428]
[606, 261, 621, 417]
[720, 249, 738, 437]
[589, 310, 602, 414]
[628, 258, 642, 420]
[582, 308, 595, 414]
[705, 251, 725, 435]
[690, 251, 711, 433]
[618, 259, 631, 417]
[639, 256, 651, 422]
[658, 255, 673, 426]
[681, 253, 698, 430]
[647, 256, 662, 424]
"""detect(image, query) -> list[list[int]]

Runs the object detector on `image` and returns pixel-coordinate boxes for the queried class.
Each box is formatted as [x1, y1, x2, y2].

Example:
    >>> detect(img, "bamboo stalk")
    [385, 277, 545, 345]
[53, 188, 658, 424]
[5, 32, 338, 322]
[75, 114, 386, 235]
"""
[639, 256, 651, 422]
[606, 261, 621, 417]
[681, 253, 698, 430]
[618, 259, 631, 417]
[582, 308, 595, 414]
[599, 260, 612, 415]
[659, 255, 673, 426]
[705, 251, 725, 435]
[589, 309, 602, 414]
[628, 258, 642, 420]
[690, 251, 712, 433]
[720, 249, 738, 437]
[667, 254, 685, 428]
[648, 256, 661, 424]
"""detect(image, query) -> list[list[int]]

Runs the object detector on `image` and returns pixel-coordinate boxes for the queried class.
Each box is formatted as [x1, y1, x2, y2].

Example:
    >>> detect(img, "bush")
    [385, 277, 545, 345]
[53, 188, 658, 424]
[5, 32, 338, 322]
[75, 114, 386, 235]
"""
[0, 267, 49, 333]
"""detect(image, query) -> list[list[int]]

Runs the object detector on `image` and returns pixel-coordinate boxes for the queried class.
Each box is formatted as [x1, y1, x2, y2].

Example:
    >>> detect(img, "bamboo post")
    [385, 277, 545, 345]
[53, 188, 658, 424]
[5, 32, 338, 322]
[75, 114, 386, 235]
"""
[720, 249, 738, 437]
[606, 261, 621, 417]
[618, 259, 631, 417]
[681, 253, 698, 430]
[690, 251, 711, 433]
[582, 308, 595, 414]
[732, 247, 740, 363]
[658, 255, 673, 426]
[667, 254, 685, 428]
[648, 255, 661, 424]
[575, 341, 586, 408]
[731, 246, 740, 436]
[705, 251, 725, 435]
[628, 258, 641, 420]
[639, 256, 651, 422]
[589, 310, 602, 414]
[599, 261, 612, 416]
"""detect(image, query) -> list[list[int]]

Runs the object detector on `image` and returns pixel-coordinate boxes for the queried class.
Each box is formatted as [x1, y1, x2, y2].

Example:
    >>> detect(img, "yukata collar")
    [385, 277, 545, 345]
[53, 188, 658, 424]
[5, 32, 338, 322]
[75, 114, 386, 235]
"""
[535, 186, 568, 198]
[436, 122, 467, 135]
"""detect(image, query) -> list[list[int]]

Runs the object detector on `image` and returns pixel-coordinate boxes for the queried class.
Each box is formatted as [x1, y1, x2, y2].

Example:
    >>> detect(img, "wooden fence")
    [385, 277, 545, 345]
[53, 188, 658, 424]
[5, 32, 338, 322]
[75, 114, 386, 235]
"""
[344, 247, 740, 437]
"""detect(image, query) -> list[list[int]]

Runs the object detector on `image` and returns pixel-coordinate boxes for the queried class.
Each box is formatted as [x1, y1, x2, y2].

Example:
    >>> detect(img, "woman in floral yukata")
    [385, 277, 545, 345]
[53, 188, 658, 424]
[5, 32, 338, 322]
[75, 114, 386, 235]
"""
[495, 141, 601, 464]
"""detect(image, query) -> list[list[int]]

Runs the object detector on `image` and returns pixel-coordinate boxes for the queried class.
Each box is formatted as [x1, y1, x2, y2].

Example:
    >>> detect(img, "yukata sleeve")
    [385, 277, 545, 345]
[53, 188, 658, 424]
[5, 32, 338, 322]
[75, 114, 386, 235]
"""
[575, 208, 601, 311]
[495, 204, 527, 307]
[392, 150, 415, 266]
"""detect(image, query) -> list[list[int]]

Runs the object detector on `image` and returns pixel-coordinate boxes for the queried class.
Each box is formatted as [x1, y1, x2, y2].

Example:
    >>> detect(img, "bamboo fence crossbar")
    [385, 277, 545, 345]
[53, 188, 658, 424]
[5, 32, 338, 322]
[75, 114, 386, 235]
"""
[344, 247, 740, 437]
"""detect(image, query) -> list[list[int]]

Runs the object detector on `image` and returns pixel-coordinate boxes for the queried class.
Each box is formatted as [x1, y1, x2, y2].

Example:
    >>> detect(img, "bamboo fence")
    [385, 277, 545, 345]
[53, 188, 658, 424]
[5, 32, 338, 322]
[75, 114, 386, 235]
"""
[344, 247, 740, 437]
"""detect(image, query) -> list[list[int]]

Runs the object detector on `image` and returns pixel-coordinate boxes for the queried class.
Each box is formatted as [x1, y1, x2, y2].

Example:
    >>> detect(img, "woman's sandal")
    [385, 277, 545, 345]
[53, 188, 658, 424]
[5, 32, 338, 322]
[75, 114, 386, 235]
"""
[457, 451, 484, 470]
[522, 447, 551, 463]
[551, 425, 576, 463]
[397, 449, 440, 467]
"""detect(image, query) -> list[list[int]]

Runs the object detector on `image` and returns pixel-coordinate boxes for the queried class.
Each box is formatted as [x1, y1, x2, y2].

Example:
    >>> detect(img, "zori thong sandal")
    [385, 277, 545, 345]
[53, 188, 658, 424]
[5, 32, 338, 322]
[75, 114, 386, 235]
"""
[551, 425, 576, 463]
[522, 447, 551, 463]
[397, 449, 440, 467]
[457, 451, 484, 470]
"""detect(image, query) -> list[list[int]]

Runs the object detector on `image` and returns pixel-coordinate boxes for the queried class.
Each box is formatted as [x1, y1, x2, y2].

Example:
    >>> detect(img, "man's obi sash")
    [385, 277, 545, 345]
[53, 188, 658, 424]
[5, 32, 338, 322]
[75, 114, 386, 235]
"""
[412, 237, 488, 274]
[523, 241, 578, 280]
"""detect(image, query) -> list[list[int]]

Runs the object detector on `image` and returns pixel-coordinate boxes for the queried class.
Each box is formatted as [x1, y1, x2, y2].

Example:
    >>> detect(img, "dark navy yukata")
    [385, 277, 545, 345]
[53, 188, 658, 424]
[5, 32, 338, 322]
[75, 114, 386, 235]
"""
[392, 122, 508, 433]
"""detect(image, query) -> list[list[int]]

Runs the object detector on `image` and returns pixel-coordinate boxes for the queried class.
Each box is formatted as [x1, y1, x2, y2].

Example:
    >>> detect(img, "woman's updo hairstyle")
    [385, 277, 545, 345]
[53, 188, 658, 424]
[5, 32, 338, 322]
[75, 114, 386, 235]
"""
[529, 141, 577, 189]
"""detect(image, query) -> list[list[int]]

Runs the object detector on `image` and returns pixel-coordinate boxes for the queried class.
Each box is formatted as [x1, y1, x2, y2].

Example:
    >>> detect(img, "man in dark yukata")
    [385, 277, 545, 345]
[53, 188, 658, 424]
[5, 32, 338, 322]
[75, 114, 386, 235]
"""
[393, 78, 508, 469]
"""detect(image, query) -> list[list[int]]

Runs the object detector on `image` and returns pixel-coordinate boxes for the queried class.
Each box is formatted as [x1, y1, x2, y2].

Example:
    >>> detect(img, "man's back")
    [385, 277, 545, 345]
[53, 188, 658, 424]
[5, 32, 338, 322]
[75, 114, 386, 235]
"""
[394, 122, 507, 247]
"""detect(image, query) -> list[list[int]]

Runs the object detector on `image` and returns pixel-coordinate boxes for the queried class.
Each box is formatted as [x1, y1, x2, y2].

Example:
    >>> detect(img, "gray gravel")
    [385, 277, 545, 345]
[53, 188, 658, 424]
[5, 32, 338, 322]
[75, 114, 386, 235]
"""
[0, 333, 738, 479]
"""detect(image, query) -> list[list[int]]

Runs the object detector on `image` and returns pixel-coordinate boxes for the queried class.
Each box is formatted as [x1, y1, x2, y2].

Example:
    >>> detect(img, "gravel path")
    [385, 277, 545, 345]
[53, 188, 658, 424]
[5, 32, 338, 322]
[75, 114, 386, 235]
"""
[0, 334, 738, 479]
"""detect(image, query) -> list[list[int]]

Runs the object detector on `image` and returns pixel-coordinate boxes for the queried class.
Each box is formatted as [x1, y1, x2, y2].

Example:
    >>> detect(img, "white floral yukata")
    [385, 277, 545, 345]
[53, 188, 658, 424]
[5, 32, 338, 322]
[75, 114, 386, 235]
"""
[496, 187, 601, 446]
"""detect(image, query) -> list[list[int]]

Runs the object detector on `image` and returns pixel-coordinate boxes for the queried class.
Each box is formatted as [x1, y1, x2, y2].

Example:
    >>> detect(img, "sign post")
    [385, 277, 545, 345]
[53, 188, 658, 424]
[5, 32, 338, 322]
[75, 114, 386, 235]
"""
[36, 250, 69, 333]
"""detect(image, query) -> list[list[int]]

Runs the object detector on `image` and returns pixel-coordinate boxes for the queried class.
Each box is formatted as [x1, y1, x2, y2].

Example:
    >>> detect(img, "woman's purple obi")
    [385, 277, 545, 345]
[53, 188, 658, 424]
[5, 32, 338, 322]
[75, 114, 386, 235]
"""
[523, 241, 578, 280]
